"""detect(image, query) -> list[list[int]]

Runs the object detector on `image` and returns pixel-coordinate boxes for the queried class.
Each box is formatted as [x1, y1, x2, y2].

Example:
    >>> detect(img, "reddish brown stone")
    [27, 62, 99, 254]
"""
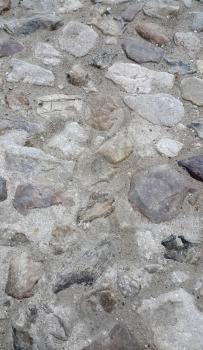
[136, 22, 169, 46]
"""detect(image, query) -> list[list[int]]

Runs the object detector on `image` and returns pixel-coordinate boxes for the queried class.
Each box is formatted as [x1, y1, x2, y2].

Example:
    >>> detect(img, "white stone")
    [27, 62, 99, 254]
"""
[156, 138, 183, 157]
[138, 289, 203, 350]
[106, 62, 174, 94]
[58, 0, 83, 14]
[35, 42, 62, 66]
[171, 271, 189, 285]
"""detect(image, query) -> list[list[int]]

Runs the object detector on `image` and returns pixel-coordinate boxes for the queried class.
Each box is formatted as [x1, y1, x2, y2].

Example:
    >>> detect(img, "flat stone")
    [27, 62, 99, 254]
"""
[0, 0, 10, 13]
[192, 12, 203, 32]
[106, 62, 174, 94]
[59, 21, 98, 57]
[58, 0, 83, 14]
[156, 138, 183, 157]
[48, 122, 89, 160]
[196, 60, 203, 74]
[5, 252, 41, 299]
[7, 59, 55, 86]
[181, 77, 203, 106]
[67, 64, 88, 86]
[0, 177, 7, 202]
[35, 42, 62, 66]
[4, 14, 63, 36]
[178, 155, 203, 182]
[78, 198, 115, 223]
[189, 118, 203, 139]
[82, 323, 139, 350]
[165, 57, 195, 75]
[143, 0, 180, 19]
[13, 184, 63, 215]
[121, 4, 142, 22]
[0, 39, 24, 57]
[138, 289, 203, 350]
[98, 131, 133, 164]
[16, 0, 55, 11]
[93, 0, 129, 4]
[123, 37, 164, 64]
[128, 165, 190, 223]
[135, 22, 169, 46]
[91, 16, 121, 36]
[124, 94, 184, 126]
[174, 32, 201, 55]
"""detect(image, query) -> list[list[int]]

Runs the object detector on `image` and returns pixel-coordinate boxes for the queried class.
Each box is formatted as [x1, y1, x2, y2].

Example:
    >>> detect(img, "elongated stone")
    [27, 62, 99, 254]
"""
[123, 37, 164, 63]
[178, 155, 203, 182]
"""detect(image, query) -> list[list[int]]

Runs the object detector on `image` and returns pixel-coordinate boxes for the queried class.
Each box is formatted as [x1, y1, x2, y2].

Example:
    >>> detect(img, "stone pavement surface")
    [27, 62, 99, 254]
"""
[0, 0, 202, 349]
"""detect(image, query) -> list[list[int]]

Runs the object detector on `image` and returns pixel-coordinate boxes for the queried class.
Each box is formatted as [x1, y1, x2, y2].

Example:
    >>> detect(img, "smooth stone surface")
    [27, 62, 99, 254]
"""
[178, 155, 203, 182]
[156, 138, 183, 157]
[0, 39, 24, 57]
[174, 32, 200, 55]
[143, 0, 180, 19]
[128, 165, 190, 223]
[138, 289, 203, 350]
[7, 59, 55, 86]
[5, 252, 41, 299]
[123, 37, 164, 63]
[124, 94, 184, 126]
[91, 16, 121, 36]
[192, 12, 203, 32]
[121, 4, 142, 22]
[35, 42, 62, 65]
[181, 77, 203, 106]
[59, 21, 98, 57]
[106, 62, 174, 94]
[135, 22, 169, 46]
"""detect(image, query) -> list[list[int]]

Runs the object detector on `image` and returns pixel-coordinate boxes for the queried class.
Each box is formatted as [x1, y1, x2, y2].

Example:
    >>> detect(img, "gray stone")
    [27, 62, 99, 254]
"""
[7, 59, 55, 86]
[13, 184, 63, 215]
[106, 62, 174, 94]
[138, 289, 203, 350]
[59, 21, 98, 57]
[16, 0, 55, 11]
[143, 0, 180, 19]
[5, 252, 41, 299]
[0, 177, 7, 202]
[189, 118, 203, 139]
[164, 57, 195, 75]
[174, 32, 201, 56]
[181, 77, 203, 106]
[90, 16, 121, 36]
[123, 37, 164, 64]
[192, 12, 203, 32]
[124, 94, 184, 126]
[35, 42, 62, 66]
[0, 0, 10, 13]
[128, 165, 190, 223]
[0, 39, 24, 57]
[4, 14, 63, 36]
[156, 138, 183, 157]
[178, 155, 203, 182]
[121, 4, 142, 22]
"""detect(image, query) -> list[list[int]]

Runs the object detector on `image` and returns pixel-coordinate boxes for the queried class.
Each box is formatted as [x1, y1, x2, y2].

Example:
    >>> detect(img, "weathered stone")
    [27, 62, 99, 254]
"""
[192, 12, 203, 32]
[16, 0, 55, 11]
[48, 122, 89, 160]
[128, 165, 190, 223]
[87, 94, 118, 131]
[67, 64, 88, 86]
[143, 0, 180, 19]
[58, 0, 83, 14]
[90, 52, 114, 69]
[165, 57, 195, 75]
[123, 37, 164, 64]
[181, 77, 203, 106]
[106, 62, 174, 94]
[136, 22, 169, 46]
[121, 4, 142, 22]
[59, 21, 98, 57]
[13, 184, 63, 215]
[7, 59, 55, 86]
[4, 14, 63, 35]
[5, 93, 30, 112]
[178, 155, 203, 182]
[174, 32, 200, 56]
[189, 118, 203, 139]
[0, 39, 24, 57]
[78, 198, 114, 223]
[117, 272, 140, 297]
[156, 138, 183, 157]
[35, 42, 62, 66]
[98, 131, 133, 164]
[0, 176, 7, 202]
[196, 59, 203, 74]
[0, 0, 10, 13]
[99, 289, 116, 313]
[50, 225, 81, 255]
[91, 16, 121, 36]
[5, 252, 41, 299]
[138, 289, 203, 350]
[82, 323, 140, 350]
[124, 94, 184, 126]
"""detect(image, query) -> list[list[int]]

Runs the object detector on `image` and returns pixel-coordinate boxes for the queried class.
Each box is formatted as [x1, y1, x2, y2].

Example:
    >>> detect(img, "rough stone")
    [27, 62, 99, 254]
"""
[178, 155, 203, 182]
[189, 118, 203, 139]
[5, 252, 41, 299]
[0, 38, 24, 57]
[0, 177, 7, 202]
[192, 12, 203, 32]
[0, 0, 10, 13]
[143, 0, 180, 19]
[174, 32, 201, 56]
[123, 37, 164, 64]
[181, 77, 203, 106]
[135, 22, 169, 46]
[59, 21, 98, 57]
[7, 59, 55, 86]
[124, 94, 184, 126]
[156, 138, 183, 157]
[106, 62, 174, 94]
[121, 4, 142, 22]
[78, 198, 115, 223]
[67, 64, 88, 86]
[91, 16, 121, 36]
[128, 165, 191, 223]
[35, 42, 62, 65]
[196, 60, 203, 74]
[13, 184, 63, 215]
[98, 131, 133, 164]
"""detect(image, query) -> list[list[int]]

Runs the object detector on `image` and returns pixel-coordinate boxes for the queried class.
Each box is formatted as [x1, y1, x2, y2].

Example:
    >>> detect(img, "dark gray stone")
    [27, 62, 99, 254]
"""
[0, 39, 24, 57]
[178, 155, 203, 182]
[123, 37, 164, 64]
[0, 177, 7, 202]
